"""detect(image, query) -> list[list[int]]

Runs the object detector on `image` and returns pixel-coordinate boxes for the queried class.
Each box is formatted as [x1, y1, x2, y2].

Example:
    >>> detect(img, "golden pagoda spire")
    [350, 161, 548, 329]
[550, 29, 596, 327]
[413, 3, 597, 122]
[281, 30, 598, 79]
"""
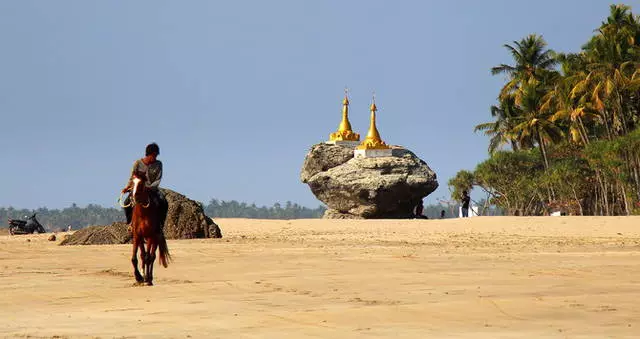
[357, 92, 389, 150]
[329, 88, 360, 141]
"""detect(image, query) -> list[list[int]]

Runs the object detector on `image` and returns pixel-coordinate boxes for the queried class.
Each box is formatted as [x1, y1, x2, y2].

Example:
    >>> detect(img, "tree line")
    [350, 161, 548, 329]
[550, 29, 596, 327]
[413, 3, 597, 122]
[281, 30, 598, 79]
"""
[202, 199, 326, 219]
[0, 199, 475, 230]
[450, 4, 640, 216]
[0, 204, 124, 231]
[0, 200, 326, 230]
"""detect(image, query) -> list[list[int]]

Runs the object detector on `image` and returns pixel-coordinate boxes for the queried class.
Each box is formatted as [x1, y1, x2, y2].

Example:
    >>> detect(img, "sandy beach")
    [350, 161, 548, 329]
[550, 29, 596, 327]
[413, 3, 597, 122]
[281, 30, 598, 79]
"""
[0, 217, 639, 338]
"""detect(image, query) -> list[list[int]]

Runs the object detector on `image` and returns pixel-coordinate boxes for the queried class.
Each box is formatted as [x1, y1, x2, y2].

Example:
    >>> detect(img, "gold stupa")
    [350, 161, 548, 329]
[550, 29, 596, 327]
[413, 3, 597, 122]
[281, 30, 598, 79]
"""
[356, 95, 390, 150]
[329, 89, 360, 142]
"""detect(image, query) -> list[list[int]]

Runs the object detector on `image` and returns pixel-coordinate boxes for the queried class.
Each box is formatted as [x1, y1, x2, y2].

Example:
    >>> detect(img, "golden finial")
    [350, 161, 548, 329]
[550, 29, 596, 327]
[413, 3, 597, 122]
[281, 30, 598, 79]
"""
[329, 87, 360, 141]
[370, 90, 377, 111]
[342, 87, 349, 106]
[356, 91, 389, 150]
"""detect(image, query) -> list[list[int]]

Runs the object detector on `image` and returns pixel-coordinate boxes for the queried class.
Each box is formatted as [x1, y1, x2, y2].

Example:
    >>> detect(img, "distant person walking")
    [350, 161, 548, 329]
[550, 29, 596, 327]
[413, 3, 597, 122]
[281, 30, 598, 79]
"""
[440, 210, 445, 219]
[461, 191, 471, 218]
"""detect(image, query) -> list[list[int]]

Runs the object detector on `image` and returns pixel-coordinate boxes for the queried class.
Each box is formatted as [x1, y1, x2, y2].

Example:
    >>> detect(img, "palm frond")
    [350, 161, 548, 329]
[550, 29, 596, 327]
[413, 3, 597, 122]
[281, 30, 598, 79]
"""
[551, 109, 570, 122]
[474, 122, 497, 133]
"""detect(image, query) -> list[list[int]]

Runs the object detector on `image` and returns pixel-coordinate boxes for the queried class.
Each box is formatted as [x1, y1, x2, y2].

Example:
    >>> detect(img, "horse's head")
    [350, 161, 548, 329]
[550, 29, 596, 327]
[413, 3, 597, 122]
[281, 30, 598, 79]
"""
[118, 171, 151, 208]
[131, 171, 149, 205]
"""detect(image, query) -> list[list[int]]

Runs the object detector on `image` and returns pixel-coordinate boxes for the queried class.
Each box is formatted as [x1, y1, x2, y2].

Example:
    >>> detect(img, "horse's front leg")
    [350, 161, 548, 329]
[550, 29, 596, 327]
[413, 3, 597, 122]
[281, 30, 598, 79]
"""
[144, 241, 157, 286]
[139, 240, 147, 273]
[131, 236, 144, 284]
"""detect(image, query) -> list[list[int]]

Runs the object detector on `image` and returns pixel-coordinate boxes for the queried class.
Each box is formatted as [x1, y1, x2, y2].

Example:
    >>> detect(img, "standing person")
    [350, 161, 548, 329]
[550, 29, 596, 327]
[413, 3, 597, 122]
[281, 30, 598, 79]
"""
[461, 191, 471, 218]
[121, 143, 169, 230]
[440, 210, 445, 219]
[414, 200, 428, 219]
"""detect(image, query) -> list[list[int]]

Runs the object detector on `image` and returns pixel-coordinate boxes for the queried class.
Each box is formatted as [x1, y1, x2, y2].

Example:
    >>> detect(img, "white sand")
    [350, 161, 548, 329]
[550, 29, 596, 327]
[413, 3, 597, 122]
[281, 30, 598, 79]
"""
[0, 217, 639, 338]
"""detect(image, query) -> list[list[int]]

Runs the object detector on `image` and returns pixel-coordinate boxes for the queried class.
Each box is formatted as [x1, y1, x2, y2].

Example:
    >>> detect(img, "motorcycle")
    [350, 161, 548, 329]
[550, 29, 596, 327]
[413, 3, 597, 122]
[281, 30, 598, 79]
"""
[8, 213, 46, 235]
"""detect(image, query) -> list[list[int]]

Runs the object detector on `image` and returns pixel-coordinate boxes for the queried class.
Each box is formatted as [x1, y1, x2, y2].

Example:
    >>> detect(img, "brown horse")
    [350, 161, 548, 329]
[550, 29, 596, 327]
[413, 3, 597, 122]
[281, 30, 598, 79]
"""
[120, 171, 171, 285]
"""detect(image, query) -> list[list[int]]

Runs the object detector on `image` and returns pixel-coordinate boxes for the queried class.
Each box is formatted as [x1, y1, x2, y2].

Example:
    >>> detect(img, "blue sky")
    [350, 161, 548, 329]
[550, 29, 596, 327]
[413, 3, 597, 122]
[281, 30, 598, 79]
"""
[1, 1, 638, 209]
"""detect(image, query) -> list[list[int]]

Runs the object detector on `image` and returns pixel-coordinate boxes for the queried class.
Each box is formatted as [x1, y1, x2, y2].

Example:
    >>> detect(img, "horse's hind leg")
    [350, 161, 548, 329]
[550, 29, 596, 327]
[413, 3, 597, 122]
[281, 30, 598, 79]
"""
[145, 241, 157, 286]
[131, 237, 144, 283]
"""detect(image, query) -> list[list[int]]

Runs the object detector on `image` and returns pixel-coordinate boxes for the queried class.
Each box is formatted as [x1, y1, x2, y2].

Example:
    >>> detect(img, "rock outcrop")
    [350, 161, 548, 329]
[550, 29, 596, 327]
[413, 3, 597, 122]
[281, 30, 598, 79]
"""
[60, 189, 222, 246]
[162, 189, 222, 239]
[301, 143, 438, 219]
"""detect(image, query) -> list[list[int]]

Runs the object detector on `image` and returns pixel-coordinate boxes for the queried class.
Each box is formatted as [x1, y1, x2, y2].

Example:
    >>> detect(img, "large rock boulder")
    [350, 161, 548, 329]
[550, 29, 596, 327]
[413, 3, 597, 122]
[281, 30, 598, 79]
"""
[301, 143, 438, 219]
[162, 189, 222, 239]
[60, 189, 222, 246]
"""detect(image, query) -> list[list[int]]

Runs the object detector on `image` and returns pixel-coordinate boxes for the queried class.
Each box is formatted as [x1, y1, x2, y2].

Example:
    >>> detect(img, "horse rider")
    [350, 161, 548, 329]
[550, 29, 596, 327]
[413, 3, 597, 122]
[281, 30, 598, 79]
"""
[121, 142, 169, 231]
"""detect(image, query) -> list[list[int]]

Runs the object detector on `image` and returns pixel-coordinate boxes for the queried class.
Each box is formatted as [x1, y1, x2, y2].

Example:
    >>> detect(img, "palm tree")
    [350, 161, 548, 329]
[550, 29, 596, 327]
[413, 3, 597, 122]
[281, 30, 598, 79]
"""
[478, 34, 559, 155]
[475, 96, 524, 153]
[596, 4, 638, 44]
[581, 62, 640, 136]
[573, 4, 640, 137]
[491, 34, 558, 99]
[510, 78, 564, 170]
[543, 53, 602, 145]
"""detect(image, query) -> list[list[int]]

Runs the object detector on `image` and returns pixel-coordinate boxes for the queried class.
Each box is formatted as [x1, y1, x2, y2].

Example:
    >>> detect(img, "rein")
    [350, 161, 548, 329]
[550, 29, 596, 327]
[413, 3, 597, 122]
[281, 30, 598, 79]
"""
[139, 198, 151, 208]
[118, 175, 151, 209]
[118, 192, 151, 208]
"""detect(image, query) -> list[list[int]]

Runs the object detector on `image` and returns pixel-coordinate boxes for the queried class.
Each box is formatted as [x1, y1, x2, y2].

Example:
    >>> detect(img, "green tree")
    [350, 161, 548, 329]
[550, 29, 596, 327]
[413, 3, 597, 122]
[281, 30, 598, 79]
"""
[510, 77, 564, 170]
[474, 96, 523, 153]
[491, 34, 558, 99]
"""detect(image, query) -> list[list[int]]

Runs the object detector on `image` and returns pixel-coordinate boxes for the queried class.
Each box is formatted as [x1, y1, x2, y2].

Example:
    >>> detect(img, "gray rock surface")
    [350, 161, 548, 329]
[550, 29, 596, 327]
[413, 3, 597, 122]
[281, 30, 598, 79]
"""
[300, 143, 355, 182]
[301, 143, 438, 219]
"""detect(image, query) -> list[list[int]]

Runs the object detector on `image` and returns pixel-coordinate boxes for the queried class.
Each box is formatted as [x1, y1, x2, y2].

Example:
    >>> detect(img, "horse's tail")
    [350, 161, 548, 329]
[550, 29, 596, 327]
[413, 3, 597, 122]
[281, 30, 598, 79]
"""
[158, 234, 172, 268]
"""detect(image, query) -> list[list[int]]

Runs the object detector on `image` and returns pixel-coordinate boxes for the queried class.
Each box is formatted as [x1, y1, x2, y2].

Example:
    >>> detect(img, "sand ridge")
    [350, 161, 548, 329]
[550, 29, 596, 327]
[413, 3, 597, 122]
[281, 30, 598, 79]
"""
[0, 217, 639, 338]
